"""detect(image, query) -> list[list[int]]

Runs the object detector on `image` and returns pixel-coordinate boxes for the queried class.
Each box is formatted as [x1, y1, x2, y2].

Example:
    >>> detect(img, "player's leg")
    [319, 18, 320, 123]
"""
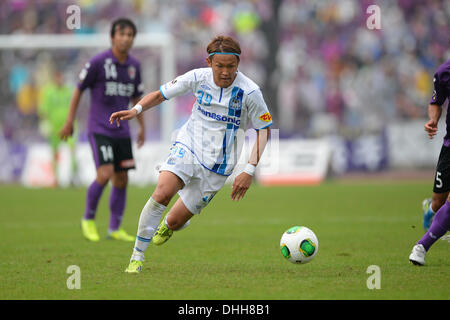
[424, 145, 450, 230]
[108, 136, 138, 241]
[126, 171, 184, 272]
[81, 133, 115, 241]
[166, 199, 194, 230]
[81, 164, 114, 241]
[126, 143, 193, 272]
[66, 133, 78, 186]
[107, 170, 135, 241]
[411, 145, 450, 265]
[84, 134, 115, 220]
[80, 164, 114, 241]
[152, 167, 225, 246]
[423, 192, 448, 230]
[151, 173, 204, 246]
[152, 197, 194, 245]
[49, 134, 59, 187]
[410, 194, 450, 265]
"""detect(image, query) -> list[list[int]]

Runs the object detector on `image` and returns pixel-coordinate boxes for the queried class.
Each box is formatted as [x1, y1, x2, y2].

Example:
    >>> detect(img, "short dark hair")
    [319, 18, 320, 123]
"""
[110, 18, 137, 38]
[207, 35, 241, 61]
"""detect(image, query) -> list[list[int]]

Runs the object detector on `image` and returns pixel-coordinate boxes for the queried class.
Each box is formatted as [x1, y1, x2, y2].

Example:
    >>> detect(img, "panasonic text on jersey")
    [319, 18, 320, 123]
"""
[197, 105, 241, 126]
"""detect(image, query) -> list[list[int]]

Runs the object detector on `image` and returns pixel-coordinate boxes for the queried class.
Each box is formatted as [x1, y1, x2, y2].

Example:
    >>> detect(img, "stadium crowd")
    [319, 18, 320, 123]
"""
[0, 0, 449, 145]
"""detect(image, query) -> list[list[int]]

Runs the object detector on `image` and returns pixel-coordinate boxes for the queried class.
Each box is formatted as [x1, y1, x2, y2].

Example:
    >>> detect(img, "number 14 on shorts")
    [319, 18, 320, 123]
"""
[100, 145, 114, 161]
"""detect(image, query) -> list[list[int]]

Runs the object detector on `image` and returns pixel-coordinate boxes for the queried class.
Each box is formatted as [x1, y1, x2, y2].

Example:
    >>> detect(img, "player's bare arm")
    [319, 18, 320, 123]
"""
[110, 90, 165, 127]
[231, 127, 270, 201]
[131, 97, 146, 148]
[424, 104, 442, 139]
[60, 87, 82, 140]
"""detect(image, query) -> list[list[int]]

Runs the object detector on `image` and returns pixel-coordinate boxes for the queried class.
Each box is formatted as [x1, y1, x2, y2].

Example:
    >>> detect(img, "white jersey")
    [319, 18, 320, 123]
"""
[160, 68, 272, 176]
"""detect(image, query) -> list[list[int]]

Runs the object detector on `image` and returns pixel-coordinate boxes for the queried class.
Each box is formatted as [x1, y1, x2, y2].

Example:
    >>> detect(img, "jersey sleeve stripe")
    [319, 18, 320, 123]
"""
[256, 122, 273, 130]
[159, 85, 168, 100]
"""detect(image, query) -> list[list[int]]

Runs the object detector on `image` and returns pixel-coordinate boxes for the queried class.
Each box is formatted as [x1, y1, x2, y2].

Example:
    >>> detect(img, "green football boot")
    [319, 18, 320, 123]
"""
[124, 260, 144, 273]
[81, 219, 100, 242]
[152, 219, 173, 245]
[108, 228, 135, 242]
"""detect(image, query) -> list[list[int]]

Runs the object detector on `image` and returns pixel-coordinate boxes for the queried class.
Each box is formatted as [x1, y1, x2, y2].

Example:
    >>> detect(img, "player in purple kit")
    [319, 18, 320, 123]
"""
[60, 18, 145, 242]
[409, 58, 450, 265]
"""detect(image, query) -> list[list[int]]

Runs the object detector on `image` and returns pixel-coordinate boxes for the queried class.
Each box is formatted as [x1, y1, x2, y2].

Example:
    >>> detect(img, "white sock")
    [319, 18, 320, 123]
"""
[131, 197, 166, 261]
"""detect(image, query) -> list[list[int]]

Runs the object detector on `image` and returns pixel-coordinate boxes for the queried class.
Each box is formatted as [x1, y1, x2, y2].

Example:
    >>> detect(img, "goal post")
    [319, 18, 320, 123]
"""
[0, 33, 176, 143]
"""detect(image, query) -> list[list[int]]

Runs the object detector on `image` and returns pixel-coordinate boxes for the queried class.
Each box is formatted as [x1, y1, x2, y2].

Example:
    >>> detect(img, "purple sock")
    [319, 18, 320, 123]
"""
[418, 200, 450, 251]
[109, 186, 127, 231]
[83, 180, 105, 220]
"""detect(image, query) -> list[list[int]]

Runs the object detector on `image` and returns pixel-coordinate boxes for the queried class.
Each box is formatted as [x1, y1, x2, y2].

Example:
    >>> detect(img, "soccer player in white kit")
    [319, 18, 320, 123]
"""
[110, 36, 273, 273]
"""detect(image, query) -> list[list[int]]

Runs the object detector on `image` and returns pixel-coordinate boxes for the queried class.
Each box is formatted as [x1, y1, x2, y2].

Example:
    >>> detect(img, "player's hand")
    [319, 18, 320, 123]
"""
[59, 122, 74, 141]
[137, 128, 145, 149]
[424, 119, 438, 139]
[231, 172, 253, 201]
[110, 109, 137, 127]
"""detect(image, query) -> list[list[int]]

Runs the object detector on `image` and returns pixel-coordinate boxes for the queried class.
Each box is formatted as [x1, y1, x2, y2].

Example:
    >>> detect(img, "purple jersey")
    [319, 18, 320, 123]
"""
[77, 49, 144, 138]
[430, 59, 450, 145]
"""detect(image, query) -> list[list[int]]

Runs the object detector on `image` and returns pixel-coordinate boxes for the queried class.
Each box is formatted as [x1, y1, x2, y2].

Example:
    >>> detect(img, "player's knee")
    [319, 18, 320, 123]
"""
[96, 166, 114, 184]
[166, 219, 178, 230]
[432, 193, 447, 210]
[96, 172, 111, 185]
[151, 190, 172, 207]
[166, 215, 183, 231]
[112, 172, 128, 188]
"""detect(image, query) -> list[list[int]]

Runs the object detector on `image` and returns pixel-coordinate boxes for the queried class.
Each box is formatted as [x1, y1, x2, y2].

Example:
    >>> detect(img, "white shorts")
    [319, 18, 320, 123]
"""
[159, 142, 228, 214]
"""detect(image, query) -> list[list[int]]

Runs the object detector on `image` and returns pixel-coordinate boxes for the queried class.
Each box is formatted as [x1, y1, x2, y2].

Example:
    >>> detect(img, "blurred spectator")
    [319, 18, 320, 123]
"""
[0, 0, 449, 144]
[37, 69, 77, 186]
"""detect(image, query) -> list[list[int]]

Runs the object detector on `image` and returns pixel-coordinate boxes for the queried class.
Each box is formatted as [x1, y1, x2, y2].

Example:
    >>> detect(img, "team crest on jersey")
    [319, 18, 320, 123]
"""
[128, 65, 136, 80]
[200, 84, 211, 91]
[259, 112, 272, 122]
[229, 87, 243, 111]
[229, 96, 242, 110]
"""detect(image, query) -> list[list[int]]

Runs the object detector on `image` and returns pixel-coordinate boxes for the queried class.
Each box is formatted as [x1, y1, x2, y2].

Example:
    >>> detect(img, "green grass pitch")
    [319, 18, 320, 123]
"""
[0, 181, 448, 300]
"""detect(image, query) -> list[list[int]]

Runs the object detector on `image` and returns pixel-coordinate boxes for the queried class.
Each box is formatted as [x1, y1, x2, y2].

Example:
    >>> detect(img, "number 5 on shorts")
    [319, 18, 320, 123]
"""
[436, 171, 443, 189]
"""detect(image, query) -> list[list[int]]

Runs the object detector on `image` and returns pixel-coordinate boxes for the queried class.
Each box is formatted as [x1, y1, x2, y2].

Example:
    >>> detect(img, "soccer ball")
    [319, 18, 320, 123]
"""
[280, 226, 318, 264]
